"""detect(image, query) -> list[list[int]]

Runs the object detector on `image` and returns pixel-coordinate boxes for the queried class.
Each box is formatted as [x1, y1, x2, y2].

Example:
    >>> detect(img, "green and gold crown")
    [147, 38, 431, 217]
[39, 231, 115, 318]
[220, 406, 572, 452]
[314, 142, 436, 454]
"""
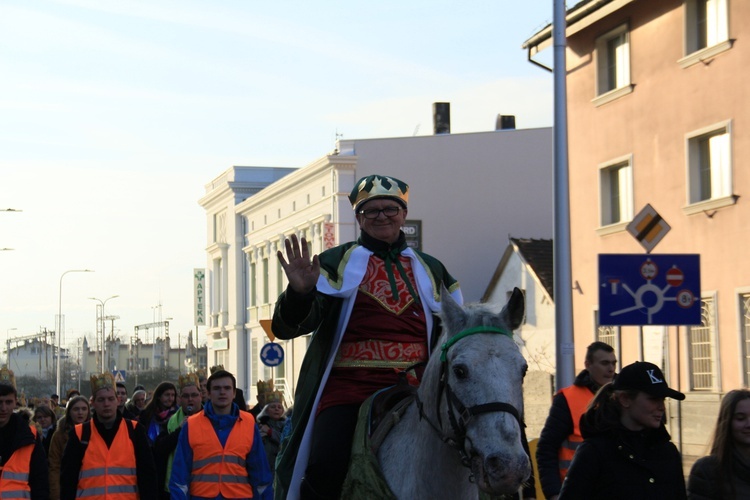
[90, 372, 115, 394]
[178, 372, 201, 391]
[349, 175, 409, 211]
[265, 390, 285, 406]
[209, 364, 225, 374]
[0, 367, 16, 388]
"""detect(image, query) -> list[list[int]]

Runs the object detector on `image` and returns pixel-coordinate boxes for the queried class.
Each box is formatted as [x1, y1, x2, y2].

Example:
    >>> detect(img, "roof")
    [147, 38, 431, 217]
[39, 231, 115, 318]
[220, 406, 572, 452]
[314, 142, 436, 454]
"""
[512, 238, 554, 299]
[481, 237, 554, 303]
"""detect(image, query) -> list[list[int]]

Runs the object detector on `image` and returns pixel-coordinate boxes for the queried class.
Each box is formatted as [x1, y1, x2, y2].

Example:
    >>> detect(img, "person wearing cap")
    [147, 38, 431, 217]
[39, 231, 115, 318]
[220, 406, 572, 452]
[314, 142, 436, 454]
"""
[537, 341, 617, 499]
[60, 373, 158, 500]
[272, 174, 462, 500]
[0, 368, 49, 499]
[154, 373, 203, 499]
[558, 361, 687, 500]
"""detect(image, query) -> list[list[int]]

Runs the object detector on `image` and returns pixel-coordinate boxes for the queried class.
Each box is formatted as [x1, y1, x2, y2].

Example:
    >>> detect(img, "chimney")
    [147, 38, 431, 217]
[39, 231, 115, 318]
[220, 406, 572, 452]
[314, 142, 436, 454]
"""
[433, 102, 450, 135]
[496, 114, 516, 130]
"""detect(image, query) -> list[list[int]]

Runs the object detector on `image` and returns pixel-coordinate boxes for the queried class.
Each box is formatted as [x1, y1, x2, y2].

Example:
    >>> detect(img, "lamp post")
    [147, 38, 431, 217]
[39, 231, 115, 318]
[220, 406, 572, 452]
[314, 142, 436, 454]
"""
[5, 328, 16, 367]
[89, 295, 119, 373]
[57, 269, 94, 397]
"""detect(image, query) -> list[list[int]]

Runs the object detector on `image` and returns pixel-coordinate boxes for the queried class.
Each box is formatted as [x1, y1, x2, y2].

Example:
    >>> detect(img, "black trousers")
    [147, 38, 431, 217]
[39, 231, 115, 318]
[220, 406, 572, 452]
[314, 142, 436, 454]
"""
[300, 404, 360, 500]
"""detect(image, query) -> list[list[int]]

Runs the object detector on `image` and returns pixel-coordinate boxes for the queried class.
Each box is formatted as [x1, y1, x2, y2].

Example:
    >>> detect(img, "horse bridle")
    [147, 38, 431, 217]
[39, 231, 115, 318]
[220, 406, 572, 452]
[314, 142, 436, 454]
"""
[415, 326, 526, 469]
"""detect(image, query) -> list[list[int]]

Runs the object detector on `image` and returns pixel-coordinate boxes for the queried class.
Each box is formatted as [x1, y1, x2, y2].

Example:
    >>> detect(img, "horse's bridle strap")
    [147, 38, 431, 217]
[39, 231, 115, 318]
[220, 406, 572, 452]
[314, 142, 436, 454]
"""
[440, 326, 512, 362]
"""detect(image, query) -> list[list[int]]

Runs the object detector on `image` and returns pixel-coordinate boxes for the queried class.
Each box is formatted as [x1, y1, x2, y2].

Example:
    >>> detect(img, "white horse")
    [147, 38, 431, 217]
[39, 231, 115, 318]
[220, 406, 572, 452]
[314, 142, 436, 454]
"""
[377, 287, 530, 499]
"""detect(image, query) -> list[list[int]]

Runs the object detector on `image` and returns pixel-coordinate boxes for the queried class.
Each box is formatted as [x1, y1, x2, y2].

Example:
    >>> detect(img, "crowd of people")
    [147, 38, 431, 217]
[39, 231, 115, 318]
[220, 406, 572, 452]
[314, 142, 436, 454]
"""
[0, 365, 282, 499]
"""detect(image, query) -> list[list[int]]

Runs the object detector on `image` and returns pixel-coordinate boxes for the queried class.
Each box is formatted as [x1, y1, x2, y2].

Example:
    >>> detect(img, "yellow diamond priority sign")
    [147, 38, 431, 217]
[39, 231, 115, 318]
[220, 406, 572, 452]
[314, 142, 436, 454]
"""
[627, 204, 671, 253]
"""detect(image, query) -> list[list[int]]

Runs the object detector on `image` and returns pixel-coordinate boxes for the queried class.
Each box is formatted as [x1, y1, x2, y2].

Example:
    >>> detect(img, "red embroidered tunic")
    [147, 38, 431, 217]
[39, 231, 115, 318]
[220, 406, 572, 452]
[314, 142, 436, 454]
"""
[317, 254, 427, 412]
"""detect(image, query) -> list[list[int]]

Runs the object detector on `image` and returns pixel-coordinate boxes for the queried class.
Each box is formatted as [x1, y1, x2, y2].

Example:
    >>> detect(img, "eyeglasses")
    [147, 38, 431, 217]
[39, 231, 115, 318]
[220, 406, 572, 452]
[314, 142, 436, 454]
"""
[358, 206, 402, 219]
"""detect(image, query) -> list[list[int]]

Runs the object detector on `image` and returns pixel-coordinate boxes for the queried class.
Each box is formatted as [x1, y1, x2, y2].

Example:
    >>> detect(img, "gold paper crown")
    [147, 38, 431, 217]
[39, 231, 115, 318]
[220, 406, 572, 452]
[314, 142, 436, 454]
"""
[349, 175, 409, 210]
[265, 390, 285, 406]
[209, 364, 225, 374]
[178, 372, 201, 391]
[257, 379, 274, 394]
[0, 367, 16, 388]
[90, 372, 115, 394]
[196, 368, 207, 381]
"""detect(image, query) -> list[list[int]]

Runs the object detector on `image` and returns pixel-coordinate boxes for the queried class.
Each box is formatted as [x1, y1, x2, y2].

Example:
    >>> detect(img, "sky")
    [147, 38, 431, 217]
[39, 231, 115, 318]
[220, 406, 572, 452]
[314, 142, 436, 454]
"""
[0, 0, 560, 360]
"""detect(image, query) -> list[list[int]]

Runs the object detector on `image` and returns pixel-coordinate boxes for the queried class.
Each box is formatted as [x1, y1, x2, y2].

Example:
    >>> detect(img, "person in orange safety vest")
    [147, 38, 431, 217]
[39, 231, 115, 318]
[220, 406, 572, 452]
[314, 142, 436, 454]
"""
[0, 367, 48, 499]
[169, 369, 273, 500]
[536, 341, 617, 500]
[60, 372, 158, 500]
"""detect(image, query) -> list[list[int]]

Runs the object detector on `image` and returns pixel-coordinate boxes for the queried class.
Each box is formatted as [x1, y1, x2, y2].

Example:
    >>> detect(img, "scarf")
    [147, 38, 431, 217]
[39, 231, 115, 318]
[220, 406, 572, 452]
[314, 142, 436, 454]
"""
[358, 230, 420, 305]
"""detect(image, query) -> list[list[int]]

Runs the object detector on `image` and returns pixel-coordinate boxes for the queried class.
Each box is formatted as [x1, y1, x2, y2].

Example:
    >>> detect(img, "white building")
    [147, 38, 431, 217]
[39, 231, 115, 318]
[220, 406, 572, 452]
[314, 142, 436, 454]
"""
[201, 124, 553, 402]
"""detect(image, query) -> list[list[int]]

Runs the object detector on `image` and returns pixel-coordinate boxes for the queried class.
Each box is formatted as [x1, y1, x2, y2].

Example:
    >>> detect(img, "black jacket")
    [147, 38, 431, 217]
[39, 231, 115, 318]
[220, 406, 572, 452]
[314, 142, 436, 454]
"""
[687, 452, 750, 499]
[59, 413, 158, 500]
[536, 369, 598, 498]
[558, 420, 686, 500]
[0, 412, 49, 500]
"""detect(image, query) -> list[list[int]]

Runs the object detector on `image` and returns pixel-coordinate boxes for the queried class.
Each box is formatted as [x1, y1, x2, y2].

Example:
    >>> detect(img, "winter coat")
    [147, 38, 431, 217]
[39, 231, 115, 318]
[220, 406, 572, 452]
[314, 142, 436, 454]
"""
[687, 452, 750, 499]
[558, 421, 686, 500]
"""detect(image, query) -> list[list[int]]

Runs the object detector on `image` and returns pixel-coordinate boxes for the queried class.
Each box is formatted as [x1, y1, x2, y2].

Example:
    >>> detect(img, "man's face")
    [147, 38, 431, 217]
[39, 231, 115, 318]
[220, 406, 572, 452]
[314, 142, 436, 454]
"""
[586, 349, 618, 387]
[208, 377, 236, 411]
[356, 198, 407, 245]
[93, 387, 119, 424]
[180, 385, 202, 415]
[0, 394, 16, 427]
[116, 386, 128, 408]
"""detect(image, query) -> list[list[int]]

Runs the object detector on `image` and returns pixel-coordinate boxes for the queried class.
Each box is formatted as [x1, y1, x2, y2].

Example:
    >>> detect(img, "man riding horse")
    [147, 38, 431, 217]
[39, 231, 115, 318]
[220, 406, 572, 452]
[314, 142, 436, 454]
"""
[272, 174, 462, 500]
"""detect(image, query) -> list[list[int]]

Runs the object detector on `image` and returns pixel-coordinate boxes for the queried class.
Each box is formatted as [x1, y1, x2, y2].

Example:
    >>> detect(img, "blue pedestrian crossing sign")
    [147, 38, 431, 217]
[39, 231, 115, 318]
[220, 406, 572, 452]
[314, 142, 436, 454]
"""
[599, 254, 701, 326]
[260, 342, 284, 367]
[112, 370, 126, 383]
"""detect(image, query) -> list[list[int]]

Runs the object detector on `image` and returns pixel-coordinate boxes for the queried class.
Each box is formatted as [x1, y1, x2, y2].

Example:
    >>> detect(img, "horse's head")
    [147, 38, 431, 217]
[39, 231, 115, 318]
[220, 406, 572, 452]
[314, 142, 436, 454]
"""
[425, 286, 530, 496]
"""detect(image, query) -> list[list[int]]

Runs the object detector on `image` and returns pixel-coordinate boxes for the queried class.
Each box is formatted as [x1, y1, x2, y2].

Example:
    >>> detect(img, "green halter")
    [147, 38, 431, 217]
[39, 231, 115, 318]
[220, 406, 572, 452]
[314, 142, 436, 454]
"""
[439, 326, 513, 362]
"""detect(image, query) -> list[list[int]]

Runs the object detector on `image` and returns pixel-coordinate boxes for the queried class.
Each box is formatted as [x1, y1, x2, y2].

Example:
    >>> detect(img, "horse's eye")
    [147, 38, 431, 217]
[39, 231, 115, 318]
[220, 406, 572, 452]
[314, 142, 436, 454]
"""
[452, 364, 468, 379]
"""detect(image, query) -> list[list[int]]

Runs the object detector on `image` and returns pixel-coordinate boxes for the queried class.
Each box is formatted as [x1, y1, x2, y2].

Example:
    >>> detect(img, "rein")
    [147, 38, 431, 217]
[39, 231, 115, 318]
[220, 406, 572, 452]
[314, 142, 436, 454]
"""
[416, 325, 525, 470]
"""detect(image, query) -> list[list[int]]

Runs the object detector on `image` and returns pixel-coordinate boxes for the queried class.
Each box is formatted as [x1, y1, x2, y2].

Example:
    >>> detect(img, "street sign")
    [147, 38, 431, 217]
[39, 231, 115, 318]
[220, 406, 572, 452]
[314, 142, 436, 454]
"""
[260, 342, 285, 367]
[599, 254, 701, 326]
[112, 370, 126, 383]
[627, 204, 671, 253]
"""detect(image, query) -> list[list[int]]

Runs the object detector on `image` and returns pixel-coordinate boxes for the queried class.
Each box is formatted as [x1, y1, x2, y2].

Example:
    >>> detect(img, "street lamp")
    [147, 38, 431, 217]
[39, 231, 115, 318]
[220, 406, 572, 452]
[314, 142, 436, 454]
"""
[5, 328, 16, 367]
[89, 295, 119, 373]
[57, 269, 94, 397]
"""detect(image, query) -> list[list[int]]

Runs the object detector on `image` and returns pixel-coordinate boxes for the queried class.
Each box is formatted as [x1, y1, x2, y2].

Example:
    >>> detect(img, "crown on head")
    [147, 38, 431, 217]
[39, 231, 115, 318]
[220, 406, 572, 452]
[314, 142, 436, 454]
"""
[90, 372, 115, 394]
[265, 390, 285, 406]
[349, 175, 409, 211]
[256, 379, 274, 394]
[0, 367, 16, 388]
[195, 368, 207, 381]
[209, 364, 225, 375]
[178, 372, 201, 391]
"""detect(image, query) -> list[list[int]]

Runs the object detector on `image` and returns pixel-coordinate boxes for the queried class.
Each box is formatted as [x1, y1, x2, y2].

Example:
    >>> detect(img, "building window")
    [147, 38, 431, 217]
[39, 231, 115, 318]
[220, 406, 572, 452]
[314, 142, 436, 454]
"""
[595, 310, 621, 360]
[599, 157, 633, 227]
[687, 123, 732, 206]
[250, 262, 257, 307]
[689, 296, 717, 391]
[686, 0, 729, 54]
[262, 258, 269, 304]
[741, 292, 750, 386]
[596, 24, 630, 96]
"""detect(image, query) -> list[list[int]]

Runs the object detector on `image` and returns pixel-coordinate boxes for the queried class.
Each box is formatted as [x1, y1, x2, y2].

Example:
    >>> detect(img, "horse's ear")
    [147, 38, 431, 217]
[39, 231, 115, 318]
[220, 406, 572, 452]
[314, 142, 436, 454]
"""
[502, 287, 525, 331]
[440, 284, 467, 334]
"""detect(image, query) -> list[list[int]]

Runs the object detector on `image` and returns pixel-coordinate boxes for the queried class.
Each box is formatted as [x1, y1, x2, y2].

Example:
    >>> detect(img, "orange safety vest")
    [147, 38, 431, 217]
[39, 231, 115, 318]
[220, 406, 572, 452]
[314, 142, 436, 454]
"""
[0, 425, 36, 498]
[557, 384, 594, 480]
[75, 419, 139, 499]
[187, 409, 255, 499]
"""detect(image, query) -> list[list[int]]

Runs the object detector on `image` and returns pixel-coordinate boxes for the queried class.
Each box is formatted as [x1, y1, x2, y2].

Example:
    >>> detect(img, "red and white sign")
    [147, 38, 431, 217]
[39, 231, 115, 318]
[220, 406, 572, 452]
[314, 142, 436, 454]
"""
[666, 266, 684, 287]
[640, 260, 658, 280]
[323, 222, 336, 249]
